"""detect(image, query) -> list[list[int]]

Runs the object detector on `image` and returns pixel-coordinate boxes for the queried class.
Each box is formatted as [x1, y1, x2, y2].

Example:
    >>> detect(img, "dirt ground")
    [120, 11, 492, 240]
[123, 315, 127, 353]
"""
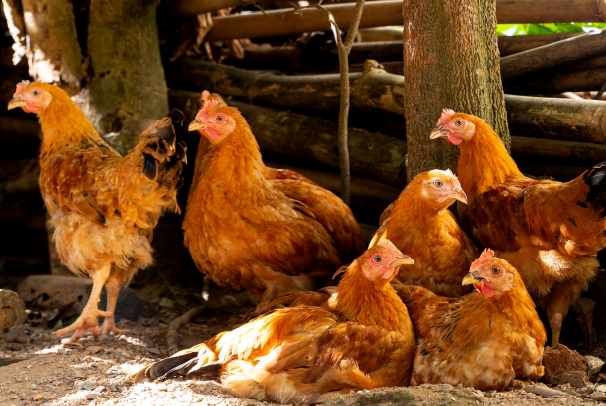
[1, 308, 606, 406]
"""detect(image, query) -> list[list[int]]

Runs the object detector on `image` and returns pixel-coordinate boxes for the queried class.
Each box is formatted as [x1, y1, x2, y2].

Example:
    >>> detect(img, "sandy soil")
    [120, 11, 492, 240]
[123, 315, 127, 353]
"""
[1, 314, 605, 406]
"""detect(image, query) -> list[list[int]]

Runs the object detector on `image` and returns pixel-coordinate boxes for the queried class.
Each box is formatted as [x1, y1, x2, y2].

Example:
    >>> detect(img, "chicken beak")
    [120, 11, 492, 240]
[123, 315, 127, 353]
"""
[8, 98, 26, 111]
[462, 272, 484, 286]
[389, 255, 415, 268]
[429, 126, 449, 140]
[188, 119, 207, 132]
[452, 189, 468, 205]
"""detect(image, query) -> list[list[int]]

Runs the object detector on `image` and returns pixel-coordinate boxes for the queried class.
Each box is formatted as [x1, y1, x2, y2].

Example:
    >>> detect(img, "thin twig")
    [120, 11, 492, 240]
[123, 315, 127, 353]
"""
[166, 306, 205, 356]
[315, 0, 365, 205]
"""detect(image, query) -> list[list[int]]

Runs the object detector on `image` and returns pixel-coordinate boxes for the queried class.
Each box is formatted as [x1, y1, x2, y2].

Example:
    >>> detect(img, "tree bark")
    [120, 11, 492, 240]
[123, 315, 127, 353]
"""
[169, 89, 408, 187]
[500, 29, 606, 80]
[402, 0, 509, 182]
[20, 0, 83, 92]
[76, 0, 169, 154]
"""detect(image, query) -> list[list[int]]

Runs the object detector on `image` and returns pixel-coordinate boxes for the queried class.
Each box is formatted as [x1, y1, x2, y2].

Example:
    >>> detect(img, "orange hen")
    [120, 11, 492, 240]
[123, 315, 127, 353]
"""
[431, 109, 604, 347]
[134, 239, 415, 403]
[372, 169, 478, 297]
[8, 81, 186, 343]
[183, 91, 364, 302]
[396, 249, 546, 390]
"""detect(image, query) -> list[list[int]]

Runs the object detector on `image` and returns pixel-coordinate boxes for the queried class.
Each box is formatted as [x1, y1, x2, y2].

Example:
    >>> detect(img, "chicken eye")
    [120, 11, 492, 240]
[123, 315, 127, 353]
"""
[216, 115, 224, 122]
[373, 255, 383, 263]
[32, 89, 40, 96]
[454, 119, 463, 126]
[491, 266, 500, 275]
[434, 179, 444, 187]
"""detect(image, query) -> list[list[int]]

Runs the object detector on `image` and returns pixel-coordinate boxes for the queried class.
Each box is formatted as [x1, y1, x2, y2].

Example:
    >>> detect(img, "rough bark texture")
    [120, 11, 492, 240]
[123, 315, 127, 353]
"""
[77, 0, 169, 154]
[402, 0, 510, 182]
[20, 0, 83, 91]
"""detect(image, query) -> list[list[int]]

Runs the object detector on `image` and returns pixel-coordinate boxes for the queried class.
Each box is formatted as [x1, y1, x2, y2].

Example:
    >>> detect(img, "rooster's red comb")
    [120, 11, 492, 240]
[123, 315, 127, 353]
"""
[470, 249, 494, 270]
[199, 90, 221, 115]
[437, 108, 456, 125]
[14, 80, 30, 97]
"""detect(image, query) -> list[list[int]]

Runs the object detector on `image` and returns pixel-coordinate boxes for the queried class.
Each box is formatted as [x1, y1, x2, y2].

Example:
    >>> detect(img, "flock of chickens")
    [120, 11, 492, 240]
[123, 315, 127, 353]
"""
[8, 81, 606, 403]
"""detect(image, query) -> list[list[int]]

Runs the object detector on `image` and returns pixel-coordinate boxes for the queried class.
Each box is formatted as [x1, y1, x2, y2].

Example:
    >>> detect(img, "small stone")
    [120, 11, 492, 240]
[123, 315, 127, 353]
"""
[33, 395, 43, 401]
[586, 356, 605, 380]
[78, 381, 96, 391]
[551, 370, 590, 388]
[87, 346, 103, 354]
[85, 393, 99, 400]
[438, 384, 453, 390]
[57, 349, 67, 355]
[456, 383, 463, 389]
[596, 384, 606, 393]
[109, 386, 118, 392]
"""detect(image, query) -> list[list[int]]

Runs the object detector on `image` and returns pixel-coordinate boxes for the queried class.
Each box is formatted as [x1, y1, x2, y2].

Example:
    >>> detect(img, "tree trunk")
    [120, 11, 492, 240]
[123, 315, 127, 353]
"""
[76, 0, 168, 154]
[402, 0, 509, 182]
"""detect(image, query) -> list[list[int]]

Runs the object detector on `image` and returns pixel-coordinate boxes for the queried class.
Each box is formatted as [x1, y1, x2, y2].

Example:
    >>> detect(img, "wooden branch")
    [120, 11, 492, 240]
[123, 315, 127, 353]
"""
[169, 89, 408, 187]
[498, 33, 582, 57]
[205, 0, 403, 41]
[166, 306, 205, 356]
[503, 68, 606, 94]
[505, 95, 606, 144]
[358, 27, 403, 42]
[168, 59, 406, 115]
[500, 30, 606, 80]
[168, 0, 259, 17]
[496, 0, 606, 24]
[511, 136, 606, 165]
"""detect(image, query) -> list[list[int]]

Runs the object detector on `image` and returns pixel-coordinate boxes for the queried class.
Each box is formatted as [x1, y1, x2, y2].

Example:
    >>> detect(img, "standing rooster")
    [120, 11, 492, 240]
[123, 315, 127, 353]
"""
[371, 169, 478, 297]
[431, 109, 603, 346]
[183, 91, 364, 302]
[8, 81, 186, 343]
[134, 239, 415, 403]
[396, 249, 546, 390]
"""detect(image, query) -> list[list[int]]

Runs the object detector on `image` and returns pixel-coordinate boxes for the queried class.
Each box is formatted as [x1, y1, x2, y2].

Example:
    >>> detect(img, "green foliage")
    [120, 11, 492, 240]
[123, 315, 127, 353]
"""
[497, 22, 606, 36]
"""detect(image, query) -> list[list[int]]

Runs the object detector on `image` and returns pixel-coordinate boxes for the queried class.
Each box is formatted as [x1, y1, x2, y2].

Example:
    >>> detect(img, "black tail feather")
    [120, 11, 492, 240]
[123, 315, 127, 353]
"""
[146, 352, 222, 382]
[582, 161, 606, 213]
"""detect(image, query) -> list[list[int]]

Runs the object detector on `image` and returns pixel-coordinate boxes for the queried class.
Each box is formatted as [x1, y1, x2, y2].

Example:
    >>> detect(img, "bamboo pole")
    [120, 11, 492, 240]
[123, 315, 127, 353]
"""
[500, 30, 606, 80]
[169, 89, 408, 187]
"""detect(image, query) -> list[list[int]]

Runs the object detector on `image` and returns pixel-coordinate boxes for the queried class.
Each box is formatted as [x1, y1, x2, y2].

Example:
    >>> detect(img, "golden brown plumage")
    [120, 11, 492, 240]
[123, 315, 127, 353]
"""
[396, 249, 546, 390]
[372, 169, 478, 297]
[134, 239, 415, 404]
[8, 81, 186, 343]
[183, 91, 364, 302]
[431, 110, 604, 346]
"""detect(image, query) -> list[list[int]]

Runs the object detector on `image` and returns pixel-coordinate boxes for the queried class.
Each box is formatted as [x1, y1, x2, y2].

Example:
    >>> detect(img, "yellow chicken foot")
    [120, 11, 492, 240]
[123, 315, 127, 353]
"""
[100, 275, 132, 336]
[53, 264, 111, 343]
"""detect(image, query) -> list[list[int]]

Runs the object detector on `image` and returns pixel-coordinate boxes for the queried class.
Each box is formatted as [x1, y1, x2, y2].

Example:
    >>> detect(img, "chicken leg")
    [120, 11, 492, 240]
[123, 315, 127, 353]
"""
[53, 264, 112, 343]
[100, 273, 132, 336]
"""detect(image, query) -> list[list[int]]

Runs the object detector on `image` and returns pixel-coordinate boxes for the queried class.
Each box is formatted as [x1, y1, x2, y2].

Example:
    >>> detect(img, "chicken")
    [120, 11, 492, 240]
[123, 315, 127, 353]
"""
[396, 249, 546, 390]
[371, 169, 478, 297]
[8, 81, 186, 343]
[134, 239, 416, 403]
[430, 109, 603, 347]
[183, 91, 365, 302]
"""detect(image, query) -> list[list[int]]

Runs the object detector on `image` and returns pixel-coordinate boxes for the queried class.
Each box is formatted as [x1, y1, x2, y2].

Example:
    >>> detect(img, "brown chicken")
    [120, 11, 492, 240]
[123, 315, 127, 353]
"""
[134, 239, 415, 403]
[396, 249, 546, 390]
[183, 91, 365, 302]
[8, 81, 186, 343]
[371, 169, 478, 297]
[430, 109, 603, 347]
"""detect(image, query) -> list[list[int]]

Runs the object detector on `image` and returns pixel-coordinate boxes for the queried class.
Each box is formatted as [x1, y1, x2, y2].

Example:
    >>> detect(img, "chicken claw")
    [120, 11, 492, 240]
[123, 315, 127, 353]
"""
[53, 308, 113, 343]
[100, 316, 132, 337]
